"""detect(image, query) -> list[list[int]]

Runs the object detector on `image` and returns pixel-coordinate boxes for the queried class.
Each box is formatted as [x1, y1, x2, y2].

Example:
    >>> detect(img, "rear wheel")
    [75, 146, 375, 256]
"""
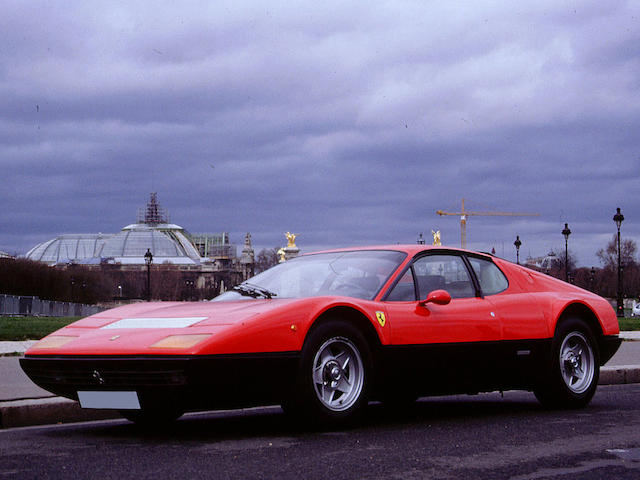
[534, 318, 599, 409]
[284, 320, 372, 426]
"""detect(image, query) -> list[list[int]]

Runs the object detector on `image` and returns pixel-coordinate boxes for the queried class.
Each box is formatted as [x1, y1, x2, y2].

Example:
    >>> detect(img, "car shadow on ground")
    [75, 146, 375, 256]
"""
[42, 390, 571, 442]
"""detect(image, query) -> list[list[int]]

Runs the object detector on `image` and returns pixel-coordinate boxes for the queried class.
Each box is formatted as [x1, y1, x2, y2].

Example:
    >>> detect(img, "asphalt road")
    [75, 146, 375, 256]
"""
[2, 384, 640, 480]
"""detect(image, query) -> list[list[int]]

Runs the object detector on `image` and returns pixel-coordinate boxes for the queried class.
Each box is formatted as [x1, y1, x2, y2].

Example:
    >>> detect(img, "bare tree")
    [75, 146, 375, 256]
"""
[255, 248, 280, 274]
[546, 248, 578, 280]
[596, 235, 637, 271]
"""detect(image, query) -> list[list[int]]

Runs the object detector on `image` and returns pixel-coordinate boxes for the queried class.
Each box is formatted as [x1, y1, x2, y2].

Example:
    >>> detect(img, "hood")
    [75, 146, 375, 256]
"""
[24, 298, 318, 356]
[71, 299, 302, 329]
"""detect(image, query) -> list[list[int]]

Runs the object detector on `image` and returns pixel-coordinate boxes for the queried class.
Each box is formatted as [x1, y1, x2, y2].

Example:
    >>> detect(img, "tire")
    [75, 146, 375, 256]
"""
[285, 319, 372, 426]
[534, 318, 600, 409]
[119, 405, 184, 426]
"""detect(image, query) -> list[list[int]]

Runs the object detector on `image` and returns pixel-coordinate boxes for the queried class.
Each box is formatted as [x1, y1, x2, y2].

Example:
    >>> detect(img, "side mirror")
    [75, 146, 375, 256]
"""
[419, 289, 452, 307]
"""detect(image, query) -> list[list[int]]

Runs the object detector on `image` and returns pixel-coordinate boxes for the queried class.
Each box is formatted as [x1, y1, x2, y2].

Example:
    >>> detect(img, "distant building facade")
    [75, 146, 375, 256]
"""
[525, 251, 559, 271]
[24, 193, 254, 298]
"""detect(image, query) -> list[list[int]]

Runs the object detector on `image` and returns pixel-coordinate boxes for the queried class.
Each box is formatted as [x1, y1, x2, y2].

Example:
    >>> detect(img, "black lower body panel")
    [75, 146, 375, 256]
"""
[20, 353, 300, 411]
[375, 338, 553, 398]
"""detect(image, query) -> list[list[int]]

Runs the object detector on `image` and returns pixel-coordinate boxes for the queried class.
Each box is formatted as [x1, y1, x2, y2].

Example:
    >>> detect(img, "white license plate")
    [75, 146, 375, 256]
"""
[78, 391, 141, 410]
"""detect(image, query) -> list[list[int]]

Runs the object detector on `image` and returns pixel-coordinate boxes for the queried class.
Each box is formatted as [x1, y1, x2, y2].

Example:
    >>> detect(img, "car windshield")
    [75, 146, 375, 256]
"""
[213, 250, 406, 301]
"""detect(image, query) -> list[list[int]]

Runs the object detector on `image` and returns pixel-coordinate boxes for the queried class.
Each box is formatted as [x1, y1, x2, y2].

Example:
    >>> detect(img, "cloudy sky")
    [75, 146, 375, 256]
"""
[2, 1, 639, 267]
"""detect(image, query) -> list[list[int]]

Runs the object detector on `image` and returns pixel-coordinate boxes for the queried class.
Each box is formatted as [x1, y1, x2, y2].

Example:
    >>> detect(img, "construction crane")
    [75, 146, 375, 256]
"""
[436, 199, 539, 249]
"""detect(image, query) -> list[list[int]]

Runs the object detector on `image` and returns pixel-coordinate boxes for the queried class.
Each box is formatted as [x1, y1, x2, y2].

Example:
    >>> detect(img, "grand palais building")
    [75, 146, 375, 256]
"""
[24, 193, 255, 297]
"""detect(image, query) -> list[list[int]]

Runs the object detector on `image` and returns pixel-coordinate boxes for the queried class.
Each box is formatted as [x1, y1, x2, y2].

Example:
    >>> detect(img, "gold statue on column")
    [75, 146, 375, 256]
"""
[285, 232, 298, 248]
[431, 230, 442, 246]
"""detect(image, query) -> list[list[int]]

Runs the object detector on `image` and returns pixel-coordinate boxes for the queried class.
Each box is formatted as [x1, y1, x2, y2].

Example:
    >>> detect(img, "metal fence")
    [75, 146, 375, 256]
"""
[0, 294, 103, 317]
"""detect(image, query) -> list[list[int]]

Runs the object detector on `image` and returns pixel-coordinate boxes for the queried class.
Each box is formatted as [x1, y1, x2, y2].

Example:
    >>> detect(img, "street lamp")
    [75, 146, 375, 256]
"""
[513, 235, 522, 265]
[144, 248, 153, 301]
[561, 223, 571, 282]
[185, 279, 195, 301]
[613, 207, 624, 316]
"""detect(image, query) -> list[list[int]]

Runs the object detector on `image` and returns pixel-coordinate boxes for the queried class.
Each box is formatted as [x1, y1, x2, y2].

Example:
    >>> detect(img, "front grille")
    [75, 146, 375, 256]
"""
[27, 367, 186, 387]
[21, 358, 189, 390]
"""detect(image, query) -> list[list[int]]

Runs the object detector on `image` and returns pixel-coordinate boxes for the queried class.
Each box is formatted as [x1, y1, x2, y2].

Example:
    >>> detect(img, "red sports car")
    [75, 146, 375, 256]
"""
[20, 245, 621, 425]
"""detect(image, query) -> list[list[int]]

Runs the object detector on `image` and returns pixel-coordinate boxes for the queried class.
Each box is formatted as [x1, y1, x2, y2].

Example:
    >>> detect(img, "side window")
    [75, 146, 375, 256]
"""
[386, 269, 416, 301]
[413, 255, 475, 299]
[468, 257, 508, 295]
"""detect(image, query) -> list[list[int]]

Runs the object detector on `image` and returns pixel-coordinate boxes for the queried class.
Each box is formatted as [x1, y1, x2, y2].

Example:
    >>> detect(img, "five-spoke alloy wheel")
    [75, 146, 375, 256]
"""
[559, 331, 595, 395]
[312, 336, 365, 412]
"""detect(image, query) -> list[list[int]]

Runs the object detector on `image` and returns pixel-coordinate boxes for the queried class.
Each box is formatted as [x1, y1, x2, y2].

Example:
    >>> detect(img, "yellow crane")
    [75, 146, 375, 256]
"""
[436, 199, 539, 249]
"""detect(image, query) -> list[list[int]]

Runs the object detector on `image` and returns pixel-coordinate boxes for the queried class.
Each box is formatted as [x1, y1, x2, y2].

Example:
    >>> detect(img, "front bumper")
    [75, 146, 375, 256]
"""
[20, 353, 300, 411]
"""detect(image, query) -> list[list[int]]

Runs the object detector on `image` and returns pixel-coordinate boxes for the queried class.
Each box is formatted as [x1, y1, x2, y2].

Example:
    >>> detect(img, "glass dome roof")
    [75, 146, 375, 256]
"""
[100, 224, 202, 265]
[25, 234, 110, 265]
[24, 194, 204, 266]
[25, 225, 202, 266]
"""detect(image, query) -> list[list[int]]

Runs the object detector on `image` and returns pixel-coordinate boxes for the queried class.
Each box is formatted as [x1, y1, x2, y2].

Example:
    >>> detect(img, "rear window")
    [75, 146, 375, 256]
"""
[468, 257, 508, 295]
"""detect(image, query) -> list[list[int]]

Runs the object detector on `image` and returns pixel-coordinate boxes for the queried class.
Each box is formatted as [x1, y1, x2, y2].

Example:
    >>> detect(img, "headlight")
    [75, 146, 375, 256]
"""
[31, 336, 78, 349]
[149, 334, 211, 349]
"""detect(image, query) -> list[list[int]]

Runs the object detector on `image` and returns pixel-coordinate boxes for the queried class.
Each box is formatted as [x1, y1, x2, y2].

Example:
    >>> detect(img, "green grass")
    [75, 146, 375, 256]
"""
[0, 316, 81, 341]
[618, 316, 640, 331]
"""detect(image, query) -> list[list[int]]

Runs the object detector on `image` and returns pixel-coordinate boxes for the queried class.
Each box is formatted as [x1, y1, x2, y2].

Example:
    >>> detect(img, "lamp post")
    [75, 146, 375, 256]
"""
[613, 207, 624, 316]
[144, 248, 153, 302]
[590, 267, 596, 292]
[185, 279, 195, 301]
[513, 235, 522, 265]
[561, 223, 571, 282]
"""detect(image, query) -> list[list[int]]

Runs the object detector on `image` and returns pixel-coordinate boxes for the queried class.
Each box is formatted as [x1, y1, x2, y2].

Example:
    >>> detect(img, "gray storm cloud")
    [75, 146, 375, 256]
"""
[1, 0, 639, 265]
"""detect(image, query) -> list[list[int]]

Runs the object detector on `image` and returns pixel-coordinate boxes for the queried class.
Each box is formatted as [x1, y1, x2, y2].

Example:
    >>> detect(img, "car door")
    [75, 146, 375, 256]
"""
[381, 252, 503, 393]
[466, 255, 548, 384]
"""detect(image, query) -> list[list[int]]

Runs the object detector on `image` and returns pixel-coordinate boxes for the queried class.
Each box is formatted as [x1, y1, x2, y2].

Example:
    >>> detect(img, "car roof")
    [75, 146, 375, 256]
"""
[305, 244, 492, 258]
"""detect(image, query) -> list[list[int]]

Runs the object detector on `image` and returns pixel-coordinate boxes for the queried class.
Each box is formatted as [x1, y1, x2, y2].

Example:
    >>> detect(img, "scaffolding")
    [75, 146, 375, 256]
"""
[137, 192, 169, 225]
[190, 233, 236, 259]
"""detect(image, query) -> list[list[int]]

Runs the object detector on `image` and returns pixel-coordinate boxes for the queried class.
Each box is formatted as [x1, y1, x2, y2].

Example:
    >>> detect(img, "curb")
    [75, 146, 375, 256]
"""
[1, 366, 639, 429]
[0, 397, 119, 429]
[599, 365, 640, 385]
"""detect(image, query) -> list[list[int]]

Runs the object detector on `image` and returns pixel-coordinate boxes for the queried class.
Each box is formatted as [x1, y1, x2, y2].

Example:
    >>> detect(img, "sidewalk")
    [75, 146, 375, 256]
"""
[0, 340, 37, 354]
[619, 331, 640, 341]
[1, 334, 640, 429]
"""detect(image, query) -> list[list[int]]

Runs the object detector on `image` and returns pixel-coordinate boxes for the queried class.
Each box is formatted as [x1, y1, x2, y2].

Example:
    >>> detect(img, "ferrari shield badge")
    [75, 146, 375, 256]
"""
[375, 311, 386, 327]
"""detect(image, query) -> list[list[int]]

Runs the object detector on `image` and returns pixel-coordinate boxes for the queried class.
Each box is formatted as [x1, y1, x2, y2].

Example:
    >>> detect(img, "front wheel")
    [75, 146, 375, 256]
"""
[534, 318, 600, 409]
[284, 320, 372, 425]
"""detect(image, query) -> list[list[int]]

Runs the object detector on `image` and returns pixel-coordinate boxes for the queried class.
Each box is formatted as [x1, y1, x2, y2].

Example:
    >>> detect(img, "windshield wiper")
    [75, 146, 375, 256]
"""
[232, 283, 277, 299]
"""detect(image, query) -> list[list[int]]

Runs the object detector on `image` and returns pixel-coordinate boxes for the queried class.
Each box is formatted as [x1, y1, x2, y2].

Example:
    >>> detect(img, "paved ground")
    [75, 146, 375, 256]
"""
[0, 341, 36, 354]
[606, 339, 640, 365]
[0, 357, 52, 401]
[3, 385, 640, 479]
